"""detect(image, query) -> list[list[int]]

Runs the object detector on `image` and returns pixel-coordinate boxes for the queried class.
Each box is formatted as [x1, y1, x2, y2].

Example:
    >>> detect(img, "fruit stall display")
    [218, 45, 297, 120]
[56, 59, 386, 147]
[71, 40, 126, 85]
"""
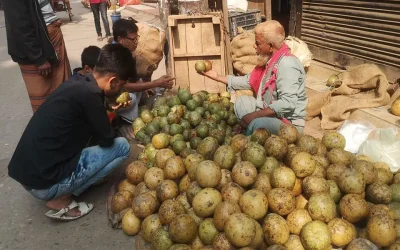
[109, 88, 400, 250]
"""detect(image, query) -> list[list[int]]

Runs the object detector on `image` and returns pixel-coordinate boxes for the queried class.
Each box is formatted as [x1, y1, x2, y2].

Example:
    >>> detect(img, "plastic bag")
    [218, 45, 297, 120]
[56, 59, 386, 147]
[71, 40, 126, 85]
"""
[358, 127, 400, 172]
[285, 36, 313, 68]
[338, 120, 375, 154]
[227, 0, 248, 11]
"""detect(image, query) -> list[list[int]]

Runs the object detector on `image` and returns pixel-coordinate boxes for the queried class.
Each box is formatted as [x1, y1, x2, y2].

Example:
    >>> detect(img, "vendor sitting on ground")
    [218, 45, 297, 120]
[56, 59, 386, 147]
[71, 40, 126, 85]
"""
[8, 44, 135, 221]
[71, 45, 101, 79]
[203, 20, 307, 135]
[111, 18, 175, 123]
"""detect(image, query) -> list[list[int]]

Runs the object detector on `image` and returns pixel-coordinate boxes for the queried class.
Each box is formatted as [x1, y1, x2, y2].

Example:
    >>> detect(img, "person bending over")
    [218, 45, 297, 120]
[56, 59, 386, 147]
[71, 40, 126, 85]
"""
[202, 20, 307, 135]
[112, 18, 175, 123]
[71, 45, 101, 79]
[8, 44, 135, 221]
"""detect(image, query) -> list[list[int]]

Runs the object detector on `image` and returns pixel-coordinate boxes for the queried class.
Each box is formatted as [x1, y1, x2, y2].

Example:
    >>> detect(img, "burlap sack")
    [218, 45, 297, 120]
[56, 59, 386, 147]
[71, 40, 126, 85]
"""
[230, 30, 258, 75]
[321, 64, 391, 130]
[306, 90, 330, 121]
[230, 30, 313, 75]
[133, 23, 166, 80]
[390, 89, 400, 105]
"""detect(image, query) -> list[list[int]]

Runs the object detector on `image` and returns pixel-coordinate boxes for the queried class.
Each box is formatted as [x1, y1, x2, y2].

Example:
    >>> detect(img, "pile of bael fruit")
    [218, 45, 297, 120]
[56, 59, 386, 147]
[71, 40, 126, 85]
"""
[110, 88, 400, 250]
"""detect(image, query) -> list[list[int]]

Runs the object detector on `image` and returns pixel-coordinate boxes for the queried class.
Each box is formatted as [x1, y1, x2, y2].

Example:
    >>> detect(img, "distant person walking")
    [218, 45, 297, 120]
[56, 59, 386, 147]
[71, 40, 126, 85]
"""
[3, 0, 71, 112]
[86, 0, 112, 41]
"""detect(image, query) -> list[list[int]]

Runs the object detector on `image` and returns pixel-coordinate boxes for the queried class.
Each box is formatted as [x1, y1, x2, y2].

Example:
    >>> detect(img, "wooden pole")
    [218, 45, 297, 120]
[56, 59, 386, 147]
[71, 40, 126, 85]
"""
[200, 0, 209, 13]
[265, 0, 272, 20]
[295, 0, 303, 38]
[222, 0, 233, 75]
[159, 0, 173, 75]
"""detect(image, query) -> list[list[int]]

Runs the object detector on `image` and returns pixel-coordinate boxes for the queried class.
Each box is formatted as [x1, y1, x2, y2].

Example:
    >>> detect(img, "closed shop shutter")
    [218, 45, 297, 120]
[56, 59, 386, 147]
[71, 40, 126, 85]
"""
[302, 0, 400, 81]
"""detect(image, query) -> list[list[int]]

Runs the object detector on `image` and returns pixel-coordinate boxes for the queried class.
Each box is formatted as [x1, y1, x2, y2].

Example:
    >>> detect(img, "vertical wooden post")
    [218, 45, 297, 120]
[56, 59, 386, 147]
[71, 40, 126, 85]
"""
[200, 0, 209, 12]
[295, 0, 303, 38]
[222, 0, 233, 75]
[265, 0, 272, 20]
[159, 0, 173, 75]
[289, 0, 296, 36]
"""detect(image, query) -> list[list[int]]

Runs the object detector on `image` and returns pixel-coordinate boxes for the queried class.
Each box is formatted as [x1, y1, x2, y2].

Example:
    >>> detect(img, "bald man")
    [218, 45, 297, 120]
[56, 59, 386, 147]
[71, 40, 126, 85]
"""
[203, 20, 307, 135]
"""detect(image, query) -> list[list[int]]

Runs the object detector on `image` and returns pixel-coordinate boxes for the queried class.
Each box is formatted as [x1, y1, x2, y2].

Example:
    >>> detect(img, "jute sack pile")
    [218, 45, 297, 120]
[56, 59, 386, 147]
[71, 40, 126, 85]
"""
[133, 23, 166, 81]
[230, 29, 313, 75]
[320, 64, 391, 130]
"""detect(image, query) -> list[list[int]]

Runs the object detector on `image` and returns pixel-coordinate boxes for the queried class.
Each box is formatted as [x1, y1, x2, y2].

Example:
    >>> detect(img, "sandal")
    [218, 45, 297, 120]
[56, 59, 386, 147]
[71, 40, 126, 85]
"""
[45, 200, 94, 221]
[97, 36, 103, 41]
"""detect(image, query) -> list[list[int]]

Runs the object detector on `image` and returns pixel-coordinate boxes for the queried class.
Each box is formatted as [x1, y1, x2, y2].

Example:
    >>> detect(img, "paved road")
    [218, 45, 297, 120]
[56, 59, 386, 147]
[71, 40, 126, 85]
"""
[0, 1, 163, 249]
[0, 10, 32, 161]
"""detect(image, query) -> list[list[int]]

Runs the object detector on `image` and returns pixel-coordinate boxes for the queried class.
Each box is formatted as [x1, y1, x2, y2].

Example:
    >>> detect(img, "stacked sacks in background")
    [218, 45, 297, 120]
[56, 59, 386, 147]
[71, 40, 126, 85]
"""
[134, 23, 166, 81]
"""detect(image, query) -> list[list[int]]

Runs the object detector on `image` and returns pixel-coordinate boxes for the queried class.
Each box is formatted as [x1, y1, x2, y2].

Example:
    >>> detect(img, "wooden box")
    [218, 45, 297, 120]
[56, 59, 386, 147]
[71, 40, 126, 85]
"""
[168, 13, 227, 93]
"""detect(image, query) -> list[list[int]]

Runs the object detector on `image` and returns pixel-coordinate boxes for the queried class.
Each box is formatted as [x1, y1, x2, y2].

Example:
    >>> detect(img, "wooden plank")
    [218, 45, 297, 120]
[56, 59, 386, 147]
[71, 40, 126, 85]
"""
[222, 1, 233, 74]
[205, 57, 222, 93]
[265, 0, 272, 20]
[168, 18, 178, 27]
[349, 107, 400, 129]
[168, 13, 227, 93]
[248, 0, 265, 17]
[307, 44, 399, 83]
[168, 14, 221, 20]
[187, 57, 206, 93]
[173, 52, 222, 58]
[186, 18, 203, 54]
[202, 19, 221, 55]
[289, 0, 296, 36]
[212, 16, 220, 24]
[168, 25, 176, 81]
[219, 16, 226, 77]
[171, 20, 188, 56]
[295, 0, 303, 38]
[174, 58, 190, 90]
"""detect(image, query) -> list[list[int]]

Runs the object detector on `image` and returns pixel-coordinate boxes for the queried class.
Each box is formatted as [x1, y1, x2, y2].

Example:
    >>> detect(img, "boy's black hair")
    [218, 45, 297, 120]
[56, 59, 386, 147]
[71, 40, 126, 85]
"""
[113, 18, 138, 42]
[95, 44, 136, 81]
[81, 46, 101, 69]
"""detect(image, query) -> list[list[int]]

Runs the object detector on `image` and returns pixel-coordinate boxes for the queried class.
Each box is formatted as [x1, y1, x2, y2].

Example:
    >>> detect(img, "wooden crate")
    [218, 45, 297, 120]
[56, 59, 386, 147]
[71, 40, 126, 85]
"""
[168, 13, 227, 93]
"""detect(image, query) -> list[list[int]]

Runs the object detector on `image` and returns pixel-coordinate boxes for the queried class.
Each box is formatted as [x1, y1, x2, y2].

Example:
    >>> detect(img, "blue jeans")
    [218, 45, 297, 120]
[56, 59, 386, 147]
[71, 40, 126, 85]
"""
[28, 137, 130, 201]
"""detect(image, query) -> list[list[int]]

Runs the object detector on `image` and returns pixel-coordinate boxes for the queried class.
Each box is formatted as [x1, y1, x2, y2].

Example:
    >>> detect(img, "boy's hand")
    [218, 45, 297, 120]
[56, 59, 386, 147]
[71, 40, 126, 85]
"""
[111, 100, 132, 110]
[155, 75, 175, 89]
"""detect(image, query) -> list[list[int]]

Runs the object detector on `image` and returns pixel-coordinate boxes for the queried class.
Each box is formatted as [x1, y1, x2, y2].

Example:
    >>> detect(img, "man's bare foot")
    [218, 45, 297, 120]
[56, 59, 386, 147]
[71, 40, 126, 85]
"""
[46, 194, 81, 217]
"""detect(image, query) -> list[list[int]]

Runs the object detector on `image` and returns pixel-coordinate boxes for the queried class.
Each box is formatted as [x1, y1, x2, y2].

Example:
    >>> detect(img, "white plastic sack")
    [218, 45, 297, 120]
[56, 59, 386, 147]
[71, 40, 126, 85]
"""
[227, 0, 248, 12]
[285, 36, 313, 68]
[338, 120, 375, 154]
[358, 127, 400, 172]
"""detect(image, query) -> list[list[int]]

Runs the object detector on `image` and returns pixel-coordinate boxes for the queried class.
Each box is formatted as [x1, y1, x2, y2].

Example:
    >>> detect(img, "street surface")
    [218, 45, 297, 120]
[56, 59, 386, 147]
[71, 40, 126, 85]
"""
[0, 1, 164, 249]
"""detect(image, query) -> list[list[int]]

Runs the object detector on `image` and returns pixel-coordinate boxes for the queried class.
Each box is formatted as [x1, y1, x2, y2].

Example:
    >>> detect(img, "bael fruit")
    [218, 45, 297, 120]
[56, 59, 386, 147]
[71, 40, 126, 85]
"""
[116, 92, 131, 104]
[195, 61, 206, 73]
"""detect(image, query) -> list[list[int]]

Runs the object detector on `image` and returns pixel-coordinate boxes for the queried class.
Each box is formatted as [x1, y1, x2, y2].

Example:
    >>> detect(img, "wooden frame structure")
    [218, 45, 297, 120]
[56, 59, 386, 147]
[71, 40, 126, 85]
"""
[163, 0, 272, 76]
[168, 14, 227, 93]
